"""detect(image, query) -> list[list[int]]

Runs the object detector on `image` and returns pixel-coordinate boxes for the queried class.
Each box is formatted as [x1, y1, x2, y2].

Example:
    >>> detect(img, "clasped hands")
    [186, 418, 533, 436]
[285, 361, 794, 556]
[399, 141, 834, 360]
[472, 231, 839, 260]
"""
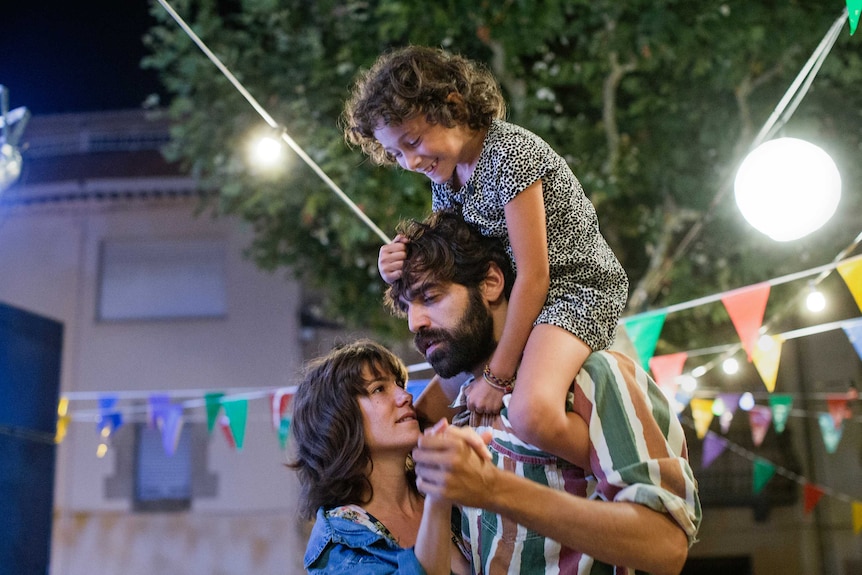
[413, 419, 496, 508]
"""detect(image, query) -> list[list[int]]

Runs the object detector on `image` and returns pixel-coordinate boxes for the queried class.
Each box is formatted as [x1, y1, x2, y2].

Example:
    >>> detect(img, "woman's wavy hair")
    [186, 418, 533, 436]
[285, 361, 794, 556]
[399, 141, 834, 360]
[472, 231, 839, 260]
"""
[384, 210, 514, 316]
[287, 339, 410, 520]
[342, 45, 506, 165]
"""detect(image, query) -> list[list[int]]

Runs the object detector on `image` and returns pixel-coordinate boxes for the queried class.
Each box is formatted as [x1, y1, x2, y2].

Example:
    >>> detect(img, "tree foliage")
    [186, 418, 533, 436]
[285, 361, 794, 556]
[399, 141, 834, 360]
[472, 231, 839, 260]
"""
[144, 0, 862, 349]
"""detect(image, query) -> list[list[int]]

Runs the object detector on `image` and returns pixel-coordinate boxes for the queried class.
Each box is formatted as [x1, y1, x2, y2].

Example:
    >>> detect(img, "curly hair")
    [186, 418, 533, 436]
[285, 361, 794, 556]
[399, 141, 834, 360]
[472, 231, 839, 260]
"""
[287, 339, 411, 520]
[342, 45, 506, 165]
[384, 210, 514, 316]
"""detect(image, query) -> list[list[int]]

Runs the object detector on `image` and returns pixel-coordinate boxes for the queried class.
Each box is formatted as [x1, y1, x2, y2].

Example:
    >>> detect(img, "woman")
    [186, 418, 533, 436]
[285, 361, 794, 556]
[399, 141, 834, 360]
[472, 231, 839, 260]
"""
[289, 339, 470, 574]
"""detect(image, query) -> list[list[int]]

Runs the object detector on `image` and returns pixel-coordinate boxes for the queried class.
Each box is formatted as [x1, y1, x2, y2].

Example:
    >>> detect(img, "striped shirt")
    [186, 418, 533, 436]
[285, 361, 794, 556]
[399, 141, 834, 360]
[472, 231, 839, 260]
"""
[454, 350, 701, 574]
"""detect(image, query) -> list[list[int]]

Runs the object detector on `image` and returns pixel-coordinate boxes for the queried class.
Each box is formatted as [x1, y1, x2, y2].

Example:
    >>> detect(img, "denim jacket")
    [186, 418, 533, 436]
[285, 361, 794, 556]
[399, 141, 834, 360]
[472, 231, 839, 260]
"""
[304, 505, 428, 574]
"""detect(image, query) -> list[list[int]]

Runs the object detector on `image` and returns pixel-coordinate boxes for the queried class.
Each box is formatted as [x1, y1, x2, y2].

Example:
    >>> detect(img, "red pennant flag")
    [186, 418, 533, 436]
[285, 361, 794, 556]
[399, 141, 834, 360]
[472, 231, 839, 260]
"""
[218, 414, 236, 449]
[271, 388, 294, 430]
[826, 395, 852, 429]
[648, 352, 688, 398]
[803, 483, 825, 515]
[721, 282, 771, 361]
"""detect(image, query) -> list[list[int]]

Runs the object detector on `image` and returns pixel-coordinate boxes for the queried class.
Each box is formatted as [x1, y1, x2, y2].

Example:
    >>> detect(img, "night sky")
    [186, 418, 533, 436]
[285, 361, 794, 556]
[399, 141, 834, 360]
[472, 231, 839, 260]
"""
[0, 1, 164, 115]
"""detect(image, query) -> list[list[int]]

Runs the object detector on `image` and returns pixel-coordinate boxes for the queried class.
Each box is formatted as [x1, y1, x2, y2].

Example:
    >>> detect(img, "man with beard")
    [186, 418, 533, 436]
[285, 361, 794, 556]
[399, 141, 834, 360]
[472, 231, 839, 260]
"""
[385, 210, 701, 575]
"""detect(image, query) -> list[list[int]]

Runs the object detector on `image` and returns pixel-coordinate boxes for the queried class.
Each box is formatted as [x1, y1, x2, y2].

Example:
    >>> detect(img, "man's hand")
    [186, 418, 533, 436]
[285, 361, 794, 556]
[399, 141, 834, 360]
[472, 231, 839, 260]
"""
[414, 421, 495, 507]
[378, 235, 408, 284]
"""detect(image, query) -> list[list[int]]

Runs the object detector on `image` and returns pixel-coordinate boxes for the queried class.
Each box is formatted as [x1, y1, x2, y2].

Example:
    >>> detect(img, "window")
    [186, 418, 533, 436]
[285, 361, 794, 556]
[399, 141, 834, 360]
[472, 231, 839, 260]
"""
[133, 424, 192, 512]
[98, 239, 227, 321]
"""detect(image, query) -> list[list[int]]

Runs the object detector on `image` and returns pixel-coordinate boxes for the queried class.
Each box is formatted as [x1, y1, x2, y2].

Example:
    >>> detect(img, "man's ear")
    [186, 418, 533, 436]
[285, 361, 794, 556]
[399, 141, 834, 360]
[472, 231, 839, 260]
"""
[480, 262, 506, 302]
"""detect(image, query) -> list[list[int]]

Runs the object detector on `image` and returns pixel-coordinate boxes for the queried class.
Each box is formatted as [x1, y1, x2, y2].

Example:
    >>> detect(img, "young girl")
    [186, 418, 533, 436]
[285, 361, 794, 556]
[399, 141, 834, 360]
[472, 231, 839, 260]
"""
[342, 45, 628, 466]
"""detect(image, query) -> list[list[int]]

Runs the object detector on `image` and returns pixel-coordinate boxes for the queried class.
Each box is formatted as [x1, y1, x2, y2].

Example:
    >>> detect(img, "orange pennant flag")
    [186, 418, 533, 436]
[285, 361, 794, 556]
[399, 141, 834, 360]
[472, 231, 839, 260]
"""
[690, 398, 715, 439]
[721, 282, 771, 361]
[803, 483, 825, 515]
[751, 334, 784, 392]
[837, 258, 862, 313]
[648, 352, 688, 398]
[854, 501, 862, 535]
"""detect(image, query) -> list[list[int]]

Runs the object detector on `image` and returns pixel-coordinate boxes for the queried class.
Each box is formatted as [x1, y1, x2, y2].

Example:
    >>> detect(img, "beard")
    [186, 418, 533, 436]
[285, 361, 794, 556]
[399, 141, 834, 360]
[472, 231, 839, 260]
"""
[413, 289, 497, 378]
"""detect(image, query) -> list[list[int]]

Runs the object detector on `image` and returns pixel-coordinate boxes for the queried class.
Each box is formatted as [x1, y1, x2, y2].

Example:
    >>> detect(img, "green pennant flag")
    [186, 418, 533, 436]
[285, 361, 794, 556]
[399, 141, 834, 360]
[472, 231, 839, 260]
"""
[753, 458, 776, 494]
[204, 392, 224, 434]
[223, 399, 248, 450]
[622, 312, 667, 368]
[769, 394, 793, 434]
[278, 417, 292, 450]
[848, 0, 861, 35]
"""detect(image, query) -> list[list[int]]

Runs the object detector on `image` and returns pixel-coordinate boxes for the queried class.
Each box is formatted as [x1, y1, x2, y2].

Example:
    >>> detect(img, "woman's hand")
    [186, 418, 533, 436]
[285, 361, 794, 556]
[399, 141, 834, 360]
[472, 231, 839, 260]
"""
[378, 234, 408, 284]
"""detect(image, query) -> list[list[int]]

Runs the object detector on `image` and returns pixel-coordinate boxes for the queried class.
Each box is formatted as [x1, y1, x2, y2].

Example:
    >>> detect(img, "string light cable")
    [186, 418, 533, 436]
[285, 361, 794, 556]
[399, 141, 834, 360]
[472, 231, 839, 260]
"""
[155, 0, 391, 245]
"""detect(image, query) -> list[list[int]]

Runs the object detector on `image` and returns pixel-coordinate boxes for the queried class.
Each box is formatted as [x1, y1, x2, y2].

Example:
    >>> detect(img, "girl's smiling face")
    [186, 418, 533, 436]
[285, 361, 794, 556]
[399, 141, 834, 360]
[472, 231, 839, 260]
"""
[373, 115, 481, 186]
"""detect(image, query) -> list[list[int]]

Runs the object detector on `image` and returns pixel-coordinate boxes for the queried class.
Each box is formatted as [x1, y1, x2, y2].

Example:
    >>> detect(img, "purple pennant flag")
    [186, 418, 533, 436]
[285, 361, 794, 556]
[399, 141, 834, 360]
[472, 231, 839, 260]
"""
[160, 404, 184, 456]
[842, 318, 862, 364]
[148, 394, 171, 429]
[702, 433, 727, 469]
[718, 393, 741, 434]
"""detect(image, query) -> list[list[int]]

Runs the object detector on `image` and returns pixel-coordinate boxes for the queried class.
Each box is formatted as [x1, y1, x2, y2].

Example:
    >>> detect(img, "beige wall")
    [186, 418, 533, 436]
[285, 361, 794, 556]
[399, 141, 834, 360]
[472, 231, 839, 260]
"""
[0, 196, 308, 573]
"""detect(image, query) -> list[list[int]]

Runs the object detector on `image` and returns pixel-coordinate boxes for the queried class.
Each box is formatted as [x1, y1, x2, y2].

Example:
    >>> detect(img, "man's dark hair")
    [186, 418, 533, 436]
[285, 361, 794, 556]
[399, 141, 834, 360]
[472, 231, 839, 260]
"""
[385, 210, 515, 316]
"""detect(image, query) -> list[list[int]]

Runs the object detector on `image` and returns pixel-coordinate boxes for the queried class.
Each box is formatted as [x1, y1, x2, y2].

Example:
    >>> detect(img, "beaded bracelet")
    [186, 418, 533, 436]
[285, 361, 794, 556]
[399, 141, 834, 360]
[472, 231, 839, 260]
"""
[482, 364, 516, 394]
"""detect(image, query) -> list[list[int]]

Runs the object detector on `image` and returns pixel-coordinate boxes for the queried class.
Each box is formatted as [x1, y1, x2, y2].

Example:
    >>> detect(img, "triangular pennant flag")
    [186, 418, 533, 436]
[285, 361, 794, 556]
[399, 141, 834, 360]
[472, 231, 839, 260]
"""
[222, 399, 248, 450]
[803, 483, 825, 515]
[271, 388, 294, 430]
[702, 433, 727, 469]
[751, 334, 784, 392]
[218, 414, 236, 449]
[749, 405, 772, 447]
[752, 458, 776, 494]
[769, 394, 793, 434]
[648, 352, 688, 399]
[718, 393, 741, 434]
[160, 404, 184, 456]
[848, 0, 862, 35]
[97, 395, 123, 436]
[826, 394, 852, 429]
[205, 392, 225, 434]
[622, 312, 667, 368]
[842, 317, 862, 363]
[721, 282, 771, 361]
[837, 258, 862, 312]
[690, 398, 715, 439]
[55, 397, 70, 444]
[278, 417, 292, 450]
[818, 412, 843, 453]
[148, 393, 171, 429]
[854, 501, 862, 535]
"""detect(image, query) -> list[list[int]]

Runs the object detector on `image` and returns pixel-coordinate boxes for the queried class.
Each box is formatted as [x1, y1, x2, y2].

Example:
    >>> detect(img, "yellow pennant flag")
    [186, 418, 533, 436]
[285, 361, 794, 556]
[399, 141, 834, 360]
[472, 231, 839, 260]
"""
[690, 398, 715, 439]
[751, 334, 784, 392]
[837, 258, 862, 313]
[853, 501, 862, 535]
[55, 397, 70, 444]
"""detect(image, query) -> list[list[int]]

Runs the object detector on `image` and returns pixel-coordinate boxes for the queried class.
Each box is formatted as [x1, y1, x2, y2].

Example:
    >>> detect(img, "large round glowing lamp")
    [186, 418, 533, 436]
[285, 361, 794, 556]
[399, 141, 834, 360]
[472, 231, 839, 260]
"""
[734, 137, 841, 241]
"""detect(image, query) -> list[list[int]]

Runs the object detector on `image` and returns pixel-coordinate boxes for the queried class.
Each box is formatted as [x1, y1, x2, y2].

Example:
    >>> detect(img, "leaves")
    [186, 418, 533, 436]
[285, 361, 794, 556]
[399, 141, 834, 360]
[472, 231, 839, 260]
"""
[144, 0, 862, 346]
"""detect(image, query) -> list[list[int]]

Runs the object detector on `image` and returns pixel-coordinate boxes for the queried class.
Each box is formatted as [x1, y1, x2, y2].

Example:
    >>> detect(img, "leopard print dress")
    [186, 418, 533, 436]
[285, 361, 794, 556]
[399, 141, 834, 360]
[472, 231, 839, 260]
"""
[431, 119, 628, 351]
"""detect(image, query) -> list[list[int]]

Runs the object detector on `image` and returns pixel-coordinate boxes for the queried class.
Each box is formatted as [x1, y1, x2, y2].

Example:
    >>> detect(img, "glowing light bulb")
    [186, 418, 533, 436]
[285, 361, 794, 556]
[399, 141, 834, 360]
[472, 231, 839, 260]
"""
[691, 365, 708, 378]
[678, 374, 698, 394]
[806, 288, 826, 312]
[739, 392, 755, 411]
[252, 136, 284, 168]
[734, 138, 841, 241]
[722, 357, 739, 375]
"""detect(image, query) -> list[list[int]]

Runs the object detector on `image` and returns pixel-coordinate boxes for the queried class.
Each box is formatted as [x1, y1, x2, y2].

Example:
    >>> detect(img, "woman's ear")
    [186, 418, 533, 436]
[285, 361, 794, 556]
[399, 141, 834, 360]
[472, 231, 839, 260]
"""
[480, 262, 506, 303]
